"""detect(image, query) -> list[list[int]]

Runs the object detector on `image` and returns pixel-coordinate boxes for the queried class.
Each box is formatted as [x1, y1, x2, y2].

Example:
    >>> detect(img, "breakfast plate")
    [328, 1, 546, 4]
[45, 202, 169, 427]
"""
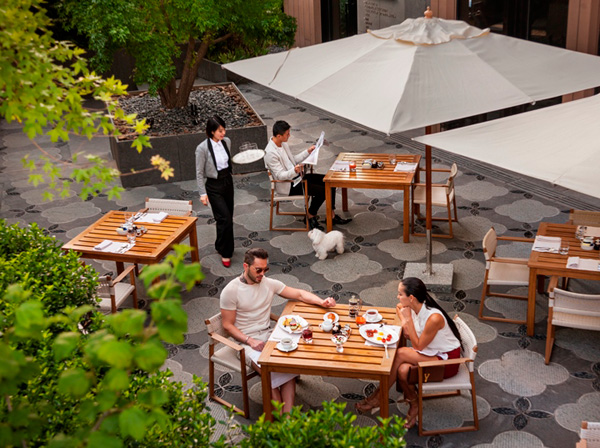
[323, 311, 339, 323]
[278, 315, 308, 334]
[359, 324, 399, 346]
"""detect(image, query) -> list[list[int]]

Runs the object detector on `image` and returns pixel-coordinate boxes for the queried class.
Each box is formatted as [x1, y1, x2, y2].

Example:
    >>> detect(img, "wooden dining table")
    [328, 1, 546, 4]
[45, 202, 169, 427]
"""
[258, 302, 401, 421]
[62, 210, 199, 274]
[527, 222, 600, 336]
[324, 153, 421, 243]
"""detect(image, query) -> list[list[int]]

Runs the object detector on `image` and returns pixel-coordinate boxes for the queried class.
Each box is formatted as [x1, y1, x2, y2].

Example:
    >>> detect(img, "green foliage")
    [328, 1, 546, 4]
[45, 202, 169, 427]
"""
[0, 225, 211, 447]
[0, 0, 160, 201]
[216, 401, 407, 448]
[0, 221, 98, 316]
[60, 0, 297, 107]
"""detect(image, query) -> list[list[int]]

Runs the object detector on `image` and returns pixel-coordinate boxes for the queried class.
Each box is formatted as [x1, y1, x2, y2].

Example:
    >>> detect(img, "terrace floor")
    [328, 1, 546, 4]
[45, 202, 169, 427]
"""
[1, 79, 599, 448]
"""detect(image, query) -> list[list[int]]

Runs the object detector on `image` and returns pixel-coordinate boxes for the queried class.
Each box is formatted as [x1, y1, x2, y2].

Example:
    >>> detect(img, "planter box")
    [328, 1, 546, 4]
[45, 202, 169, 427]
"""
[109, 83, 267, 188]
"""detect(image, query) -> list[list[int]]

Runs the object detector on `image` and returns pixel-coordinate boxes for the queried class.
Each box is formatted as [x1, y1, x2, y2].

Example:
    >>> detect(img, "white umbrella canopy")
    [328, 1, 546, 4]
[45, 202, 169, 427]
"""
[414, 93, 600, 199]
[224, 17, 600, 135]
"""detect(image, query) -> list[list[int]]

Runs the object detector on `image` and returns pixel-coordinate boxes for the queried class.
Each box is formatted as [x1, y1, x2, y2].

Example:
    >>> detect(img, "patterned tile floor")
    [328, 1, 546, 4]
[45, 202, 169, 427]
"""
[1, 81, 600, 447]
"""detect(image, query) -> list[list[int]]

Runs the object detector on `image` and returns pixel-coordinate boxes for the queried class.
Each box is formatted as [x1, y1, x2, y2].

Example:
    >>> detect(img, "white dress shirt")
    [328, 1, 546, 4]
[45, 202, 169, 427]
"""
[212, 139, 229, 171]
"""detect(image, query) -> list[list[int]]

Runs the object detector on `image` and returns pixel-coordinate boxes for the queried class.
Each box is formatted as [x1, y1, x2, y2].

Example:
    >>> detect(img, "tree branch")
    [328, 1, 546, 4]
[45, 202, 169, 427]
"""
[211, 33, 233, 45]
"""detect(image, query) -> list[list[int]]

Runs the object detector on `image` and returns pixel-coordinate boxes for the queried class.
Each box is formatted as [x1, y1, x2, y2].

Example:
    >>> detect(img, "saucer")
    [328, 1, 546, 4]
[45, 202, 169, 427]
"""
[276, 342, 298, 352]
[365, 314, 383, 323]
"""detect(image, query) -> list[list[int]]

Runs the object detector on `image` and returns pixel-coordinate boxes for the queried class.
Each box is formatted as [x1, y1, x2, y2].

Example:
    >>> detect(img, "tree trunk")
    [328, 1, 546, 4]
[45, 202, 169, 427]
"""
[158, 78, 178, 109]
[173, 37, 210, 108]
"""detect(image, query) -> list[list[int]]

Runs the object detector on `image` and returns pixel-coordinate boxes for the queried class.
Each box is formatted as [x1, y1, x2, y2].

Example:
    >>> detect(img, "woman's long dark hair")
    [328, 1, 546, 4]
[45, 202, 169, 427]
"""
[401, 277, 462, 346]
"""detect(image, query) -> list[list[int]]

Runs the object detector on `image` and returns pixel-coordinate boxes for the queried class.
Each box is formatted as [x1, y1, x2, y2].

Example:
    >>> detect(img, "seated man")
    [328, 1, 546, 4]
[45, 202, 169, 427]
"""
[220, 248, 336, 413]
[264, 120, 351, 230]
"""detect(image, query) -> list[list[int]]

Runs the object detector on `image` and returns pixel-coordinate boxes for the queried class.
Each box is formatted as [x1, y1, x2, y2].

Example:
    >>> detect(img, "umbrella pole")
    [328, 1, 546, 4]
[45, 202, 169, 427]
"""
[425, 127, 433, 275]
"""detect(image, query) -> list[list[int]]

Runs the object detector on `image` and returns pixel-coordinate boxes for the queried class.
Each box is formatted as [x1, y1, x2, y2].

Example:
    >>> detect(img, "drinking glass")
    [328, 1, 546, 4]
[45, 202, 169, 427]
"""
[127, 227, 136, 245]
[559, 243, 569, 255]
[389, 154, 397, 165]
[301, 326, 313, 344]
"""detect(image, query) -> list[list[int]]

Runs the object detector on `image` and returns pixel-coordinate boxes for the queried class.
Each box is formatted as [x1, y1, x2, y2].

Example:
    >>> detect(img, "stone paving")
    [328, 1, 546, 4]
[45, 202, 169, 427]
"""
[1, 80, 600, 447]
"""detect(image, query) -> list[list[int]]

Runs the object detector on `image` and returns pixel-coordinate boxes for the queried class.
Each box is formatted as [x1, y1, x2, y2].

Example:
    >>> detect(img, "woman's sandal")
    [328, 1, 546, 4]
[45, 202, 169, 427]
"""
[404, 398, 418, 429]
[355, 394, 380, 415]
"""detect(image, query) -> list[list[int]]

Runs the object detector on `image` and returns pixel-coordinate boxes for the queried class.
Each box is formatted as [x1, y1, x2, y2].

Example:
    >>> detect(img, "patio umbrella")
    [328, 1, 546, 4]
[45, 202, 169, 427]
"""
[414, 93, 600, 200]
[224, 14, 600, 272]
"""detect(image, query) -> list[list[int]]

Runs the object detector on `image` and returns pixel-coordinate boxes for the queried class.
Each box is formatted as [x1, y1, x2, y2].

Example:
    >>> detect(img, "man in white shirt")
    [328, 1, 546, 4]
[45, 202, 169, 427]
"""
[221, 248, 336, 413]
[264, 120, 352, 230]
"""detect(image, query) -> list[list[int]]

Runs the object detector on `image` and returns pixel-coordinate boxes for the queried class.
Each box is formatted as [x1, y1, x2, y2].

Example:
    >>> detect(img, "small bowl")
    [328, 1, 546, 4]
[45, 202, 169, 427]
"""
[116, 227, 128, 236]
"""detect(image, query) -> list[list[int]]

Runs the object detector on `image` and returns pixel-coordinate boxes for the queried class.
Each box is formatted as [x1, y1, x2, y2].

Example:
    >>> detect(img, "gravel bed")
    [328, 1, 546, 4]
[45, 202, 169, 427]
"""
[115, 85, 262, 140]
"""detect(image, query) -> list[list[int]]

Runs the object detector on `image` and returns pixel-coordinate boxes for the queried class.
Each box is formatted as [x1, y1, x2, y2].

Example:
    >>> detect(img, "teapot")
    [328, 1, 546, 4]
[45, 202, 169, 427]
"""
[319, 318, 333, 332]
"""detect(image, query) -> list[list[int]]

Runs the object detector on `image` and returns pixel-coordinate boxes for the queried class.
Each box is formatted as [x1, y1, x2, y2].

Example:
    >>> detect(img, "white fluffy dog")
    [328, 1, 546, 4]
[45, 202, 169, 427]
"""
[308, 228, 344, 260]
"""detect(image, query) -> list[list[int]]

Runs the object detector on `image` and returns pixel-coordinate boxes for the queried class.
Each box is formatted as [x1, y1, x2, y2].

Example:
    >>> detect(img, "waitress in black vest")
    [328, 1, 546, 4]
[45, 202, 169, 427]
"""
[195, 116, 234, 267]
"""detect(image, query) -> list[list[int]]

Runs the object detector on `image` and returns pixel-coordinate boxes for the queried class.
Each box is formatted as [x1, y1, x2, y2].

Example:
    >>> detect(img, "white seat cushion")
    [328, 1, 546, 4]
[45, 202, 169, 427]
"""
[413, 185, 449, 207]
[421, 364, 473, 392]
[99, 283, 135, 311]
[211, 345, 244, 372]
[487, 261, 529, 286]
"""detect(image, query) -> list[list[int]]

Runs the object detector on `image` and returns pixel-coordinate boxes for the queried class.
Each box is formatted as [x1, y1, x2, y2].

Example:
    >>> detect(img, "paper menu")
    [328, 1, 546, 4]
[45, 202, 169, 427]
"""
[566, 256, 600, 271]
[394, 162, 418, 172]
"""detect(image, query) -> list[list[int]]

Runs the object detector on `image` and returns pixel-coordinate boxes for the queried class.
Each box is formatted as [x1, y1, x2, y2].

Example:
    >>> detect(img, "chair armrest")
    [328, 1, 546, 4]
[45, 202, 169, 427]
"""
[489, 257, 528, 265]
[271, 178, 295, 184]
[418, 357, 473, 368]
[430, 168, 450, 173]
[413, 182, 447, 188]
[112, 265, 136, 284]
[497, 236, 535, 243]
[210, 332, 244, 352]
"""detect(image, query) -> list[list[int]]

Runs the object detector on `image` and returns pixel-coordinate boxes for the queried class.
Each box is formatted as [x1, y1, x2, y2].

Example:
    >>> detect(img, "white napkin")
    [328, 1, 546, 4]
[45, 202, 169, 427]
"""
[532, 235, 561, 252]
[269, 326, 301, 343]
[566, 256, 599, 271]
[364, 325, 401, 348]
[135, 212, 168, 223]
[330, 161, 350, 172]
[94, 240, 112, 251]
[394, 162, 418, 173]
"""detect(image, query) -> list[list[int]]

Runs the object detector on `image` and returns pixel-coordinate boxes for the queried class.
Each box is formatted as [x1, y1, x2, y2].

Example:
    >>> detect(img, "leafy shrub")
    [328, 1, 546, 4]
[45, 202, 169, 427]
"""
[0, 220, 98, 316]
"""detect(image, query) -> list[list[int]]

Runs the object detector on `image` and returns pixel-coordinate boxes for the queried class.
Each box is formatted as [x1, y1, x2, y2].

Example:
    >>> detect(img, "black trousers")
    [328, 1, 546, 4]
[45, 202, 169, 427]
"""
[289, 173, 336, 217]
[205, 170, 234, 258]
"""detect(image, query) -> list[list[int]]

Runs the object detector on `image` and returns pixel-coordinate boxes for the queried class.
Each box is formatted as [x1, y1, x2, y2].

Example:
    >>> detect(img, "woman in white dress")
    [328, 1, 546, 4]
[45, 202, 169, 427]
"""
[356, 277, 462, 429]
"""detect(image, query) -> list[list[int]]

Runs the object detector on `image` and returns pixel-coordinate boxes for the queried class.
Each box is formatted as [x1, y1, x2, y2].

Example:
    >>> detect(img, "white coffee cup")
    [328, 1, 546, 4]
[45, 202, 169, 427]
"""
[365, 309, 379, 322]
[281, 337, 294, 350]
[319, 318, 333, 332]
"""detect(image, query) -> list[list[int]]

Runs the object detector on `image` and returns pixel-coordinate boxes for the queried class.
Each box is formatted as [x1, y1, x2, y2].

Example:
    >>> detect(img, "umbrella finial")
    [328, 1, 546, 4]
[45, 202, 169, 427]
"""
[424, 6, 434, 18]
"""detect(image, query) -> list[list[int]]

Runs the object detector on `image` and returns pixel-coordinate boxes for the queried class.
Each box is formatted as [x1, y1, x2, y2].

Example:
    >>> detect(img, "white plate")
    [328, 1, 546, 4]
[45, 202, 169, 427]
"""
[278, 315, 309, 334]
[359, 324, 399, 346]
[365, 313, 383, 323]
[276, 341, 298, 352]
[323, 311, 339, 323]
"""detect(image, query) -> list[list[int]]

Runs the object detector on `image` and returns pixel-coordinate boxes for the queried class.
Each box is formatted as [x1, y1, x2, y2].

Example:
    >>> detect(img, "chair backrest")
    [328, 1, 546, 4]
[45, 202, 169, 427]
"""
[454, 315, 477, 372]
[205, 313, 229, 343]
[482, 227, 497, 264]
[96, 275, 114, 299]
[145, 198, 192, 216]
[446, 163, 458, 196]
[568, 209, 600, 227]
[581, 421, 600, 448]
[550, 287, 600, 330]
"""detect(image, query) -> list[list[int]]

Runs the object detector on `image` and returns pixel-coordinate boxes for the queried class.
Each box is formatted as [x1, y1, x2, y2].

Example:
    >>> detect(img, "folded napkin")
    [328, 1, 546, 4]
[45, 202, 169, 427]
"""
[364, 325, 401, 348]
[94, 240, 113, 251]
[135, 212, 168, 223]
[394, 162, 418, 173]
[269, 326, 301, 343]
[532, 235, 561, 252]
[330, 161, 350, 172]
[566, 256, 599, 271]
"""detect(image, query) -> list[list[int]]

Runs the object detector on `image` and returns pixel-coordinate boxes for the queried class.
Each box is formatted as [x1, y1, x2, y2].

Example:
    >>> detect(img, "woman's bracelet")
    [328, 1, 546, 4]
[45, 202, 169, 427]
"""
[244, 335, 250, 344]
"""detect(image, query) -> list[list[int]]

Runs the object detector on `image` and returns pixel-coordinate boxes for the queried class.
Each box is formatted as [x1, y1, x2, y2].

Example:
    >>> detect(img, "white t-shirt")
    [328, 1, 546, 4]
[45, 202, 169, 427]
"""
[220, 276, 286, 335]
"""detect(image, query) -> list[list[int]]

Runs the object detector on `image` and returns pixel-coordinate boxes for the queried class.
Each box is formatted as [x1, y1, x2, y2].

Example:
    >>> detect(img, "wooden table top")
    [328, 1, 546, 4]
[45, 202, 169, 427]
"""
[529, 222, 600, 280]
[258, 302, 401, 379]
[323, 153, 421, 189]
[62, 210, 197, 264]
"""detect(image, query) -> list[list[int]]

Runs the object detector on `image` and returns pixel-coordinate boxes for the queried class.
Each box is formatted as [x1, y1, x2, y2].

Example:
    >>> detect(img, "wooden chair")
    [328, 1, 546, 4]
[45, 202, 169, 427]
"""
[205, 312, 280, 418]
[479, 227, 534, 324]
[577, 421, 600, 448]
[414, 315, 479, 436]
[567, 209, 600, 227]
[545, 277, 600, 365]
[143, 197, 192, 216]
[97, 265, 138, 314]
[267, 170, 310, 232]
[411, 163, 458, 239]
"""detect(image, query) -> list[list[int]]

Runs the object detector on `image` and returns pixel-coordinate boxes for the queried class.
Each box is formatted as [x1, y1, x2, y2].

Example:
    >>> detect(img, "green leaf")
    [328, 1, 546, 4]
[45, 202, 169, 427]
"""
[14, 301, 46, 339]
[106, 309, 146, 338]
[87, 431, 123, 448]
[139, 263, 172, 288]
[151, 300, 188, 344]
[138, 388, 169, 406]
[119, 407, 147, 441]
[133, 340, 167, 372]
[58, 368, 90, 398]
[97, 340, 133, 369]
[103, 367, 129, 392]
[53, 332, 80, 361]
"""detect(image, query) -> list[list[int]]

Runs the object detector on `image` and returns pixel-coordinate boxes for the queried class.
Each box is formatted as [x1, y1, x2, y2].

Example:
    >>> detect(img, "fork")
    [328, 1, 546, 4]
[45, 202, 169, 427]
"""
[384, 342, 389, 358]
